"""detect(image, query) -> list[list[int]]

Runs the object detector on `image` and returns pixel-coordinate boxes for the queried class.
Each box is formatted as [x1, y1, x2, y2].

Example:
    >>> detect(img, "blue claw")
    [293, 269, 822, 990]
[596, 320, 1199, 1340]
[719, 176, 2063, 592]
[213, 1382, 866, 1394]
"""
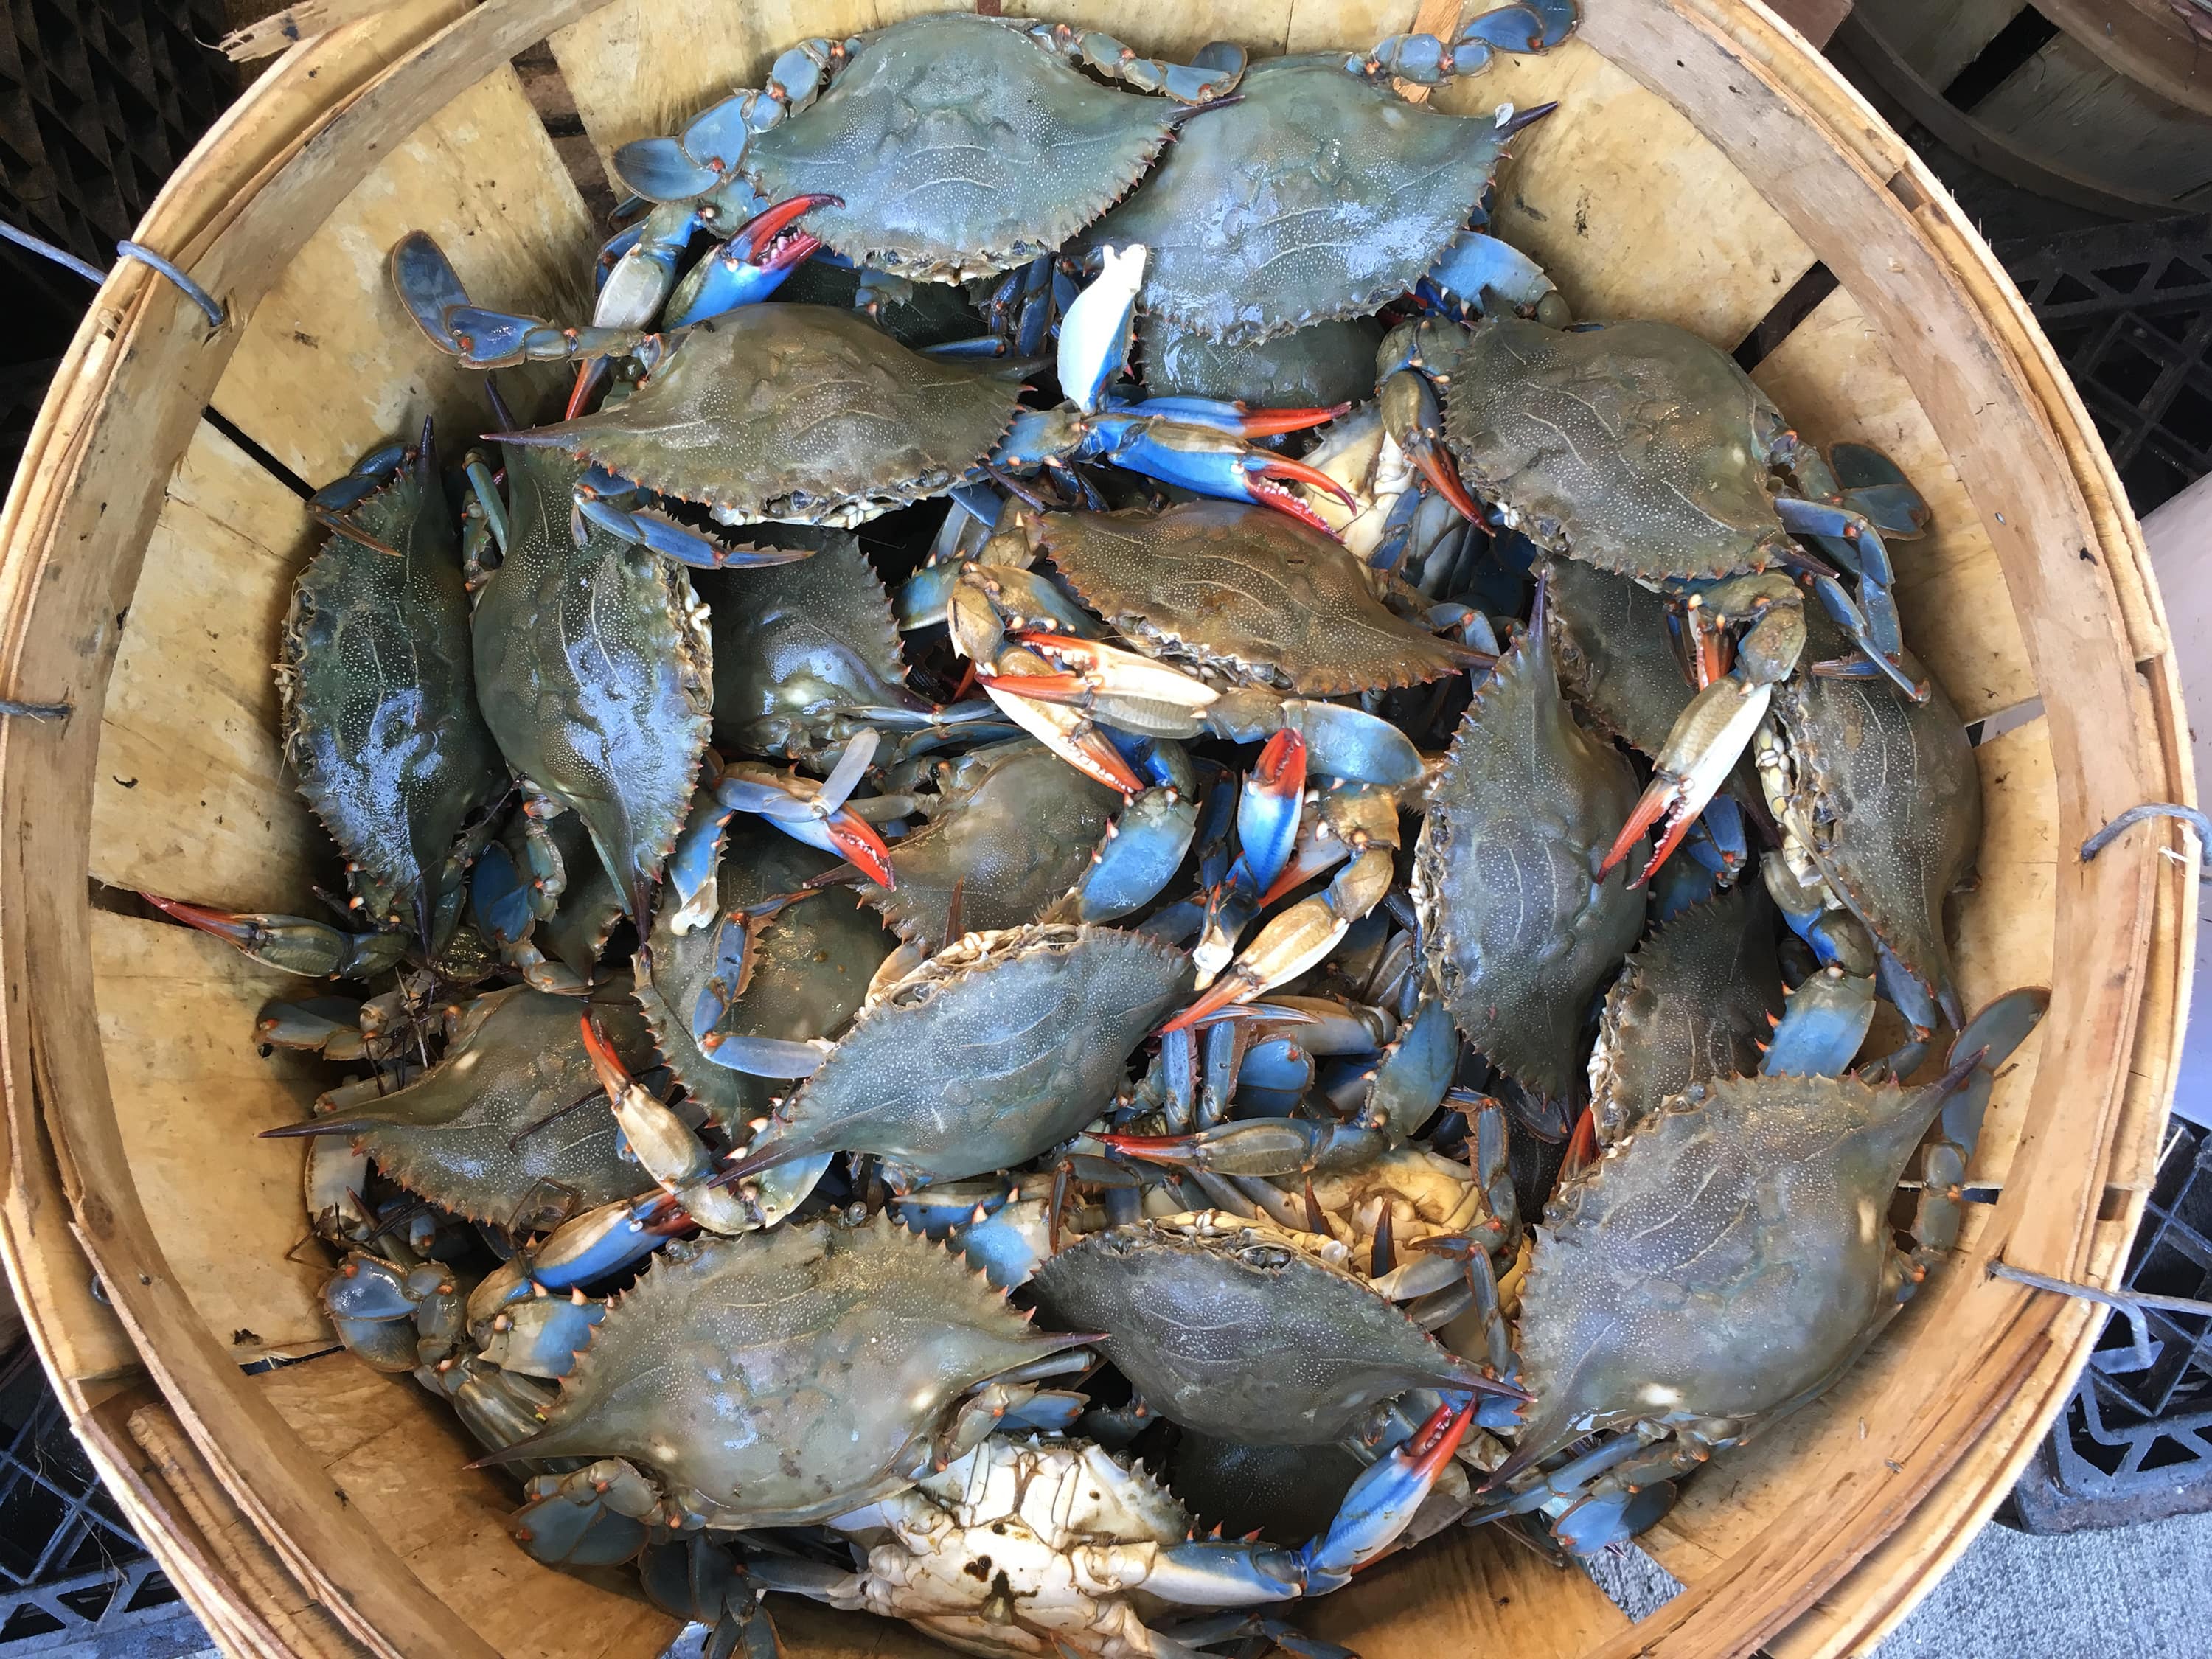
[1368, 996, 1458, 1137]
[1237, 1037, 1314, 1096]
[612, 135, 722, 202]
[1300, 1399, 1474, 1589]
[1236, 730, 1307, 894]
[1423, 229, 1558, 319]
[1078, 785, 1201, 922]
[470, 841, 538, 949]
[1760, 965, 1875, 1077]
[662, 193, 838, 327]
[1206, 695, 1424, 788]
[698, 1032, 827, 1078]
[1463, 4, 1548, 52]
[389, 231, 472, 353]
[521, 1194, 678, 1295]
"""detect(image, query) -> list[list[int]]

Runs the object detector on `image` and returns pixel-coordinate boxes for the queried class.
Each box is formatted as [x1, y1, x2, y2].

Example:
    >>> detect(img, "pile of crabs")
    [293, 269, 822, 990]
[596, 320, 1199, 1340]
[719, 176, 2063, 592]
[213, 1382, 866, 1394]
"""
[156, 7, 2048, 1656]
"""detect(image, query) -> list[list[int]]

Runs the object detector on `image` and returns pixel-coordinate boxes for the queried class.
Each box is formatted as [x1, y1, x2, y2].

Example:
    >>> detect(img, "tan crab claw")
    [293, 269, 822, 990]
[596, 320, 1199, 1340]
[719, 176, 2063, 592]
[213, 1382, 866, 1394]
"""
[1163, 846, 1394, 1032]
[1601, 675, 1773, 888]
[1006, 631, 1222, 709]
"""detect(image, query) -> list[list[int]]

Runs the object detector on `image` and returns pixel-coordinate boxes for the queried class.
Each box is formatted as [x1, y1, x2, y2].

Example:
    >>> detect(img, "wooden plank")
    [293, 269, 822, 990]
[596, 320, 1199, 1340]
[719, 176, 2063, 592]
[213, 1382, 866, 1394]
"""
[90, 421, 324, 917]
[549, 0, 949, 186]
[1944, 717, 2056, 1189]
[0, 4, 622, 1655]
[257, 1354, 679, 1659]
[90, 911, 334, 1363]
[2037, 0, 2212, 122]
[1974, 32, 2212, 209]
[1750, 285, 2035, 721]
[1006, 0, 1304, 58]
[1306, 1524, 1631, 1658]
[1456, 40, 1820, 347]
[1848, 0, 2022, 91]
[211, 63, 597, 489]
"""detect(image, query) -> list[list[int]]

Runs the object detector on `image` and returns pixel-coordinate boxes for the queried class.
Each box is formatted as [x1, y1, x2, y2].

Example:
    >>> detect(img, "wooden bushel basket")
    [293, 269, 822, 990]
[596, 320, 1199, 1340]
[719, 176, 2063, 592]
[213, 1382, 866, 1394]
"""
[0, 1, 2192, 1655]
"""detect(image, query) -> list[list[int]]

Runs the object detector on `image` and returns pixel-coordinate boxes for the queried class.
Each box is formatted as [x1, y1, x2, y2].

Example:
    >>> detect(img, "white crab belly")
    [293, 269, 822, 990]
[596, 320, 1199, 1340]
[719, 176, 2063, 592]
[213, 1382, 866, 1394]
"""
[852, 1524, 1166, 1659]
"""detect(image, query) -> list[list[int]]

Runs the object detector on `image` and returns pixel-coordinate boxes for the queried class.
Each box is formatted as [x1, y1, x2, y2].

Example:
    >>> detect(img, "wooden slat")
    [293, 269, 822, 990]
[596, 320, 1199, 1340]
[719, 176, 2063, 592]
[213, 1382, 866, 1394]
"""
[257, 1354, 679, 1659]
[212, 64, 597, 489]
[1848, 0, 2023, 91]
[1972, 32, 2212, 208]
[0, 4, 622, 1655]
[91, 911, 334, 1362]
[1306, 1525, 1631, 1657]
[90, 420, 323, 916]
[1750, 285, 2035, 722]
[549, 0, 950, 186]
[1453, 40, 1820, 347]
[1005, 0, 1301, 58]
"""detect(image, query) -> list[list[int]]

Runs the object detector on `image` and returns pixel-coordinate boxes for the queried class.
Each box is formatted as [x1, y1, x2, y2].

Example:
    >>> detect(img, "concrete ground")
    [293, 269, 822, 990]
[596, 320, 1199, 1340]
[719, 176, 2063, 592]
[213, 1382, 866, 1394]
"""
[1582, 1507, 2212, 1658]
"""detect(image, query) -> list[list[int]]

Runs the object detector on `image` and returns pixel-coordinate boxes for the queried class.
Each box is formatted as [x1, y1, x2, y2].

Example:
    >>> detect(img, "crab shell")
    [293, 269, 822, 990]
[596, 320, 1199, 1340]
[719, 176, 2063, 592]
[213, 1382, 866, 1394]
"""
[1029, 501, 1475, 696]
[332, 984, 658, 1230]
[1540, 553, 1695, 758]
[863, 738, 1122, 947]
[1588, 881, 1783, 1144]
[512, 809, 626, 980]
[473, 444, 712, 928]
[279, 452, 503, 932]
[1414, 616, 1645, 1102]
[1088, 54, 1518, 344]
[1031, 1214, 1492, 1444]
[1136, 312, 1382, 409]
[1767, 658, 1981, 1024]
[831, 1436, 1194, 1659]
[1166, 1430, 1364, 1545]
[742, 13, 1196, 282]
[1440, 317, 1802, 583]
[1514, 1070, 1958, 1467]
[700, 525, 925, 763]
[757, 924, 1192, 1186]
[504, 1217, 1079, 1528]
[633, 821, 891, 1133]
[515, 305, 1027, 529]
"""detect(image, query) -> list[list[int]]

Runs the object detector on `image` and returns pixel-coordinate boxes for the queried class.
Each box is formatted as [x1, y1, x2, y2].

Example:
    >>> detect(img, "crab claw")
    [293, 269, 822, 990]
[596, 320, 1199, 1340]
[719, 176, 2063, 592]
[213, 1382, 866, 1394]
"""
[578, 1010, 634, 1103]
[1298, 1399, 1477, 1588]
[664, 193, 841, 328]
[1599, 675, 1773, 887]
[141, 893, 406, 980]
[1060, 243, 1147, 414]
[1121, 394, 1352, 439]
[1237, 730, 1307, 894]
[1164, 845, 1393, 1032]
[1006, 633, 1220, 709]
[978, 683, 1147, 796]
[1379, 369, 1481, 524]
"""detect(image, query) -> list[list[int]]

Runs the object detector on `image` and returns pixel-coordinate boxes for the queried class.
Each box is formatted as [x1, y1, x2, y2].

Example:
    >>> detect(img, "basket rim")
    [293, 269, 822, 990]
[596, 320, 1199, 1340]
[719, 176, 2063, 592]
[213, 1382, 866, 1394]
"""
[0, 2, 2191, 1657]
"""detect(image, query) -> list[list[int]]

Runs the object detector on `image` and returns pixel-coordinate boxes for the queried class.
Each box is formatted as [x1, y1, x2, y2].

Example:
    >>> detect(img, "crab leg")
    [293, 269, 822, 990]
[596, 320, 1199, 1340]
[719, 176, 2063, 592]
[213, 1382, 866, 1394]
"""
[142, 893, 408, 981]
[1020, 23, 1247, 102]
[1095, 1118, 1386, 1178]
[1422, 226, 1565, 324]
[1145, 1400, 1475, 1604]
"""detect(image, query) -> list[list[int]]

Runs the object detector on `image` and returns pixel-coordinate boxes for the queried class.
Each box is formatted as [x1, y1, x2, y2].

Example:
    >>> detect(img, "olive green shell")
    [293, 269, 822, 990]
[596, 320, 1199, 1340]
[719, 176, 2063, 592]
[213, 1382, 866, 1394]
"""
[280, 451, 501, 934]
[1137, 313, 1382, 408]
[1773, 661, 1980, 1025]
[331, 985, 657, 1230]
[861, 739, 1120, 946]
[698, 526, 921, 762]
[473, 445, 712, 928]
[1033, 501, 1473, 696]
[1413, 618, 1645, 1102]
[515, 305, 1026, 528]
[1516, 1072, 1948, 1464]
[754, 924, 1192, 1186]
[1590, 883, 1782, 1143]
[742, 14, 1188, 281]
[1032, 1220, 1489, 1444]
[633, 821, 891, 1133]
[1088, 55, 1514, 344]
[508, 1216, 1064, 1527]
[1540, 554, 1694, 758]
[1167, 1432, 1363, 1544]
[1441, 318, 1797, 582]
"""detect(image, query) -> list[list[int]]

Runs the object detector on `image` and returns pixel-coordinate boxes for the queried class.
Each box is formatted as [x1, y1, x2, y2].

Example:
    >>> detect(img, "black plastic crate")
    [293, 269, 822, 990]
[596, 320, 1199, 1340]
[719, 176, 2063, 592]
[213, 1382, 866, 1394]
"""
[1994, 214, 2212, 517]
[0, 1346, 197, 1652]
[0, 0, 234, 352]
[2011, 1119, 2212, 1531]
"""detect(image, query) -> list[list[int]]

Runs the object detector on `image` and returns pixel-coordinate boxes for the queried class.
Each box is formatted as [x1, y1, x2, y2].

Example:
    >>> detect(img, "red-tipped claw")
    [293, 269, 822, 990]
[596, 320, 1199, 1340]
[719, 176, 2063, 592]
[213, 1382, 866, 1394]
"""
[1255, 453, 1358, 513]
[824, 811, 897, 889]
[577, 1011, 632, 1100]
[729, 192, 843, 265]
[1597, 776, 1682, 888]
[1408, 441, 1483, 524]
[1235, 401, 1353, 437]
[1560, 1107, 1599, 1181]
[1159, 965, 1262, 1034]
[142, 891, 251, 945]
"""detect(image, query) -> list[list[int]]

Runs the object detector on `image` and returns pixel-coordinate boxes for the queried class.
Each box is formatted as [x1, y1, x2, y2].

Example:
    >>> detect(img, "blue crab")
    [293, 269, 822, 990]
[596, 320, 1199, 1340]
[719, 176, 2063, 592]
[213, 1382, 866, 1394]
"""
[1468, 986, 2048, 1554]
[608, 13, 1248, 283]
[1085, 5, 1576, 344]
[281, 425, 504, 948]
